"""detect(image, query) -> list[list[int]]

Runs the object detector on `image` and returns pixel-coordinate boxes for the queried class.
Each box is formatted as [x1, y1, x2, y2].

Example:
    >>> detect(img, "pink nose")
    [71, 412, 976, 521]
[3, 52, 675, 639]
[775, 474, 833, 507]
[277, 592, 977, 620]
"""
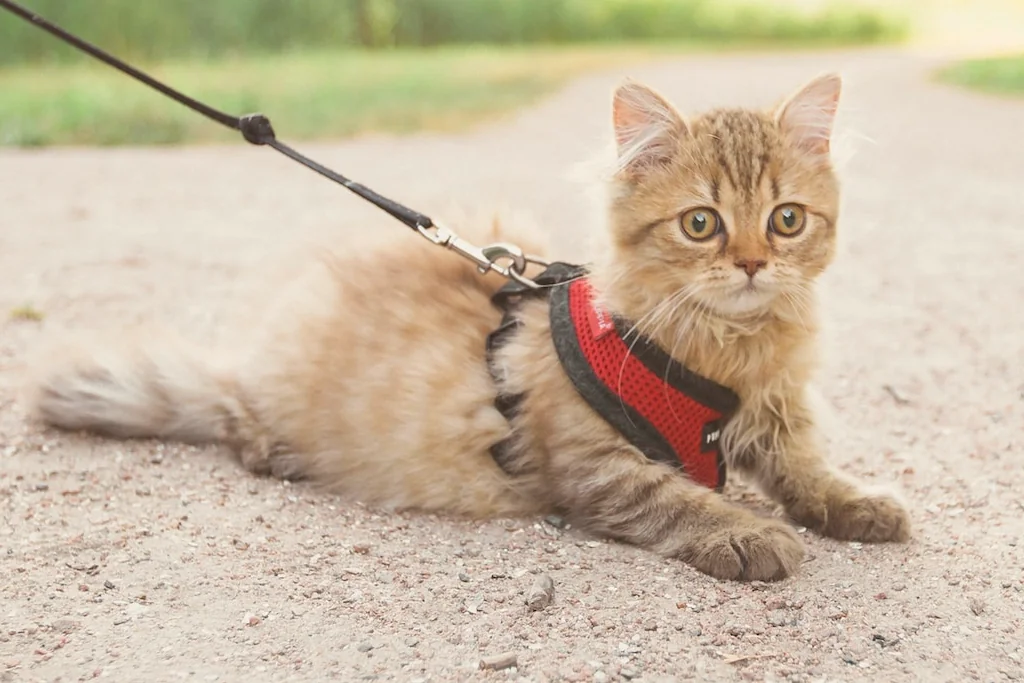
[734, 258, 767, 278]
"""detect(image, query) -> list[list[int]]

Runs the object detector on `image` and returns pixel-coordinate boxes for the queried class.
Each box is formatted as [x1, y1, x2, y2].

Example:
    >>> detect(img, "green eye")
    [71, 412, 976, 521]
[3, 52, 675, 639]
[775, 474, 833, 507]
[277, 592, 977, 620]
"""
[769, 204, 806, 237]
[679, 208, 720, 242]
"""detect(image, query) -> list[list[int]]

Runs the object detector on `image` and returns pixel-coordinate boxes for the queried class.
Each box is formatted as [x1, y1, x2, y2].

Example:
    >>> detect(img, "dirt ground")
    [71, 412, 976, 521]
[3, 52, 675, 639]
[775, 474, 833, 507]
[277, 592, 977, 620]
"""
[1, 48, 1022, 683]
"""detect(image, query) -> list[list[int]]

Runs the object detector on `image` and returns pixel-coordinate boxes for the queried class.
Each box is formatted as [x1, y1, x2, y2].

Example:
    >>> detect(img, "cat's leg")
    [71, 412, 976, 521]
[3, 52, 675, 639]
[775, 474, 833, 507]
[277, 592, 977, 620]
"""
[552, 448, 806, 581]
[734, 407, 911, 543]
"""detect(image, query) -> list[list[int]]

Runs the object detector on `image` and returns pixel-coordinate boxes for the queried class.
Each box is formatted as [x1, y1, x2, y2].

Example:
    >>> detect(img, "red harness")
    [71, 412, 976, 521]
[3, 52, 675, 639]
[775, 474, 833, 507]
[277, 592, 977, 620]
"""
[487, 263, 740, 491]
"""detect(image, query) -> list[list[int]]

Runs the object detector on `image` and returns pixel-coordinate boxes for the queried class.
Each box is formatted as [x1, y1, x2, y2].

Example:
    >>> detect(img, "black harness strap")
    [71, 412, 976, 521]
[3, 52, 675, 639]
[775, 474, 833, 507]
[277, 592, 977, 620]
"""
[485, 262, 585, 471]
[0, 0, 433, 233]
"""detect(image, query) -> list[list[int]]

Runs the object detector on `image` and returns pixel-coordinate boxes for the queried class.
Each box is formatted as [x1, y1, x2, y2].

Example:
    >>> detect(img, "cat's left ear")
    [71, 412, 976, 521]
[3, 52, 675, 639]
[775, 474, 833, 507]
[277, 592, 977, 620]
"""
[775, 73, 842, 156]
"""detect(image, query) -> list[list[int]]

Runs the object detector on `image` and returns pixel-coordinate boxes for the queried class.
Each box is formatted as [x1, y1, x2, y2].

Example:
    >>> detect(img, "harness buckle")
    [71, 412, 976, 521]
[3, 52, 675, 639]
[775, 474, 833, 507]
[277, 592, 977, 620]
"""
[416, 222, 549, 289]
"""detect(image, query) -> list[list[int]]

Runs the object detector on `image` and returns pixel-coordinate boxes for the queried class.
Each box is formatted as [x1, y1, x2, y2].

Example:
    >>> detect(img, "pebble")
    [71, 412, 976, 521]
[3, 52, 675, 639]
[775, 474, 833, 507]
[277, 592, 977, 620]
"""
[51, 619, 77, 633]
[478, 652, 518, 671]
[969, 597, 986, 615]
[356, 642, 374, 653]
[526, 574, 555, 612]
[620, 667, 640, 680]
[727, 623, 750, 636]
[543, 515, 567, 529]
[458, 573, 471, 583]
[404, 637, 419, 648]
[768, 610, 792, 627]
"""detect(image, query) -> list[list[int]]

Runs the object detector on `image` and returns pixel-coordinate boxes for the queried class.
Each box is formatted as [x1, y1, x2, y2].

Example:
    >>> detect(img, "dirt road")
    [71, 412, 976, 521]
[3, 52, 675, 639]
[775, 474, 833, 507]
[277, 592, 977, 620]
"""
[1, 48, 1022, 683]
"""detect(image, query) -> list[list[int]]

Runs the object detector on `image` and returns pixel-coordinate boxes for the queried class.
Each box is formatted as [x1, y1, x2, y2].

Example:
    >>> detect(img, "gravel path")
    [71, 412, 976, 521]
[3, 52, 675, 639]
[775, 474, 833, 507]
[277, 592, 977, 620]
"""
[1, 48, 1022, 683]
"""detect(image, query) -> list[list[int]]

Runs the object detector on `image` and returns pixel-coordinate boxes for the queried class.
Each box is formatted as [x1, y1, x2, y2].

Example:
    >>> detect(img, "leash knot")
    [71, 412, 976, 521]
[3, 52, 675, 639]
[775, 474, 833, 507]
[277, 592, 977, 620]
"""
[239, 113, 276, 145]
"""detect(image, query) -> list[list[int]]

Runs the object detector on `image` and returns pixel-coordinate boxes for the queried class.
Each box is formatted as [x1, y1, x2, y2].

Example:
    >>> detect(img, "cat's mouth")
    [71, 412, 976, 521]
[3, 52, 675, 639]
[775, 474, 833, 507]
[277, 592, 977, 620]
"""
[698, 279, 778, 317]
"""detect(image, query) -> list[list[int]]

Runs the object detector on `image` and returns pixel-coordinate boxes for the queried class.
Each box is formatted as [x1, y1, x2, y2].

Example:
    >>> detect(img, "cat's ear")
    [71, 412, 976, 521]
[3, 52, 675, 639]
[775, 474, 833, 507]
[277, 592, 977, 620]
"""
[612, 80, 687, 175]
[775, 73, 842, 156]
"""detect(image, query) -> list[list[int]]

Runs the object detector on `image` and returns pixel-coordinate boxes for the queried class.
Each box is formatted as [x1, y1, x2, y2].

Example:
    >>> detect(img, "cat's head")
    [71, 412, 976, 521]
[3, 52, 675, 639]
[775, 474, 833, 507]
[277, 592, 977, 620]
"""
[600, 74, 842, 322]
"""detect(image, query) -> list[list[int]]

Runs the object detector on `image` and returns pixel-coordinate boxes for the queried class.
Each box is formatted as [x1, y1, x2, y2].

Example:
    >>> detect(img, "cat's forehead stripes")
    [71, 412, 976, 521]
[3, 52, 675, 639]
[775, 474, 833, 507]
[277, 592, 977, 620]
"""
[693, 109, 778, 201]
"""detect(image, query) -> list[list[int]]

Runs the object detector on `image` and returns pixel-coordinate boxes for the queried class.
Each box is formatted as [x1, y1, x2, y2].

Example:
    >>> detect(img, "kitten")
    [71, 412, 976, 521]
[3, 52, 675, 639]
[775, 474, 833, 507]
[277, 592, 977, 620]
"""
[24, 72, 911, 582]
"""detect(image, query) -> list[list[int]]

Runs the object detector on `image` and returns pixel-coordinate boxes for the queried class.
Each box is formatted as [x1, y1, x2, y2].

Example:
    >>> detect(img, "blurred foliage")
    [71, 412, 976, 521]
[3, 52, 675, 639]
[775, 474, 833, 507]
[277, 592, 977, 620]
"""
[937, 53, 1024, 96]
[0, 0, 907, 65]
[0, 46, 666, 146]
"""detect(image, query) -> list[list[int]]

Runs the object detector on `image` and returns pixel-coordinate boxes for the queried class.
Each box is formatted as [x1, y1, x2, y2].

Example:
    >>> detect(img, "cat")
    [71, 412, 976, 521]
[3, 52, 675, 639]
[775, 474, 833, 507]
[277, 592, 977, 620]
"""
[23, 72, 911, 582]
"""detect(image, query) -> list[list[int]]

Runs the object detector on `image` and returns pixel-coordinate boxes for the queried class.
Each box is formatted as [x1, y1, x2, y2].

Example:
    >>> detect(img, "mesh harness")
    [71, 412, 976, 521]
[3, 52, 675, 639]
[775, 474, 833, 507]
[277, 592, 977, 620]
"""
[486, 262, 740, 491]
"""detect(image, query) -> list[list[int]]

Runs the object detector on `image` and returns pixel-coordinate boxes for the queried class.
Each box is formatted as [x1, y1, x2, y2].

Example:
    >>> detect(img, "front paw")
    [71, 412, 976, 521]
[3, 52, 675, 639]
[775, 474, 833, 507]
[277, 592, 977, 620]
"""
[680, 517, 805, 582]
[794, 490, 911, 543]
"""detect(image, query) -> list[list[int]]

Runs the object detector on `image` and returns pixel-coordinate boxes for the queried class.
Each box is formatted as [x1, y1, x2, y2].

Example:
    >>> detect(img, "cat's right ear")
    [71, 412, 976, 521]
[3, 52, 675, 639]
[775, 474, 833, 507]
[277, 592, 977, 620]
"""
[612, 81, 687, 176]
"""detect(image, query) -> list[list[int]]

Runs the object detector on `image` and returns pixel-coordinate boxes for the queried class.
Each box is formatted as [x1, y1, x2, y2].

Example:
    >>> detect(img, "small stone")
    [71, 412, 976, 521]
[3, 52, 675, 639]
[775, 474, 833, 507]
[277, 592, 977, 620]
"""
[356, 642, 373, 653]
[149, 453, 164, 464]
[404, 637, 419, 648]
[103, 580, 115, 590]
[458, 573, 471, 583]
[768, 610, 791, 627]
[968, 597, 986, 616]
[543, 515, 567, 529]
[78, 584, 89, 592]
[620, 667, 640, 680]
[51, 619, 77, 633]
[478, 652, 518, 671]
[34, 483, 49, 492]
[593, 673, 610, 683]
[526, 573, 555, 611]
[872, 633, 899, 648]
[726, 623, 749, 636]
[247, 616, 261, 627]
[352, 544, 371, 555]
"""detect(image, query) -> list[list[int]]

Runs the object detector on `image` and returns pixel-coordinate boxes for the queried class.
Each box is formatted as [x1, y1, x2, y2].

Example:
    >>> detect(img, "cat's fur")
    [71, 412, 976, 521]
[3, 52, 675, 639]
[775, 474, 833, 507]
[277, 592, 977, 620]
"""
[24, 73, 911, 582]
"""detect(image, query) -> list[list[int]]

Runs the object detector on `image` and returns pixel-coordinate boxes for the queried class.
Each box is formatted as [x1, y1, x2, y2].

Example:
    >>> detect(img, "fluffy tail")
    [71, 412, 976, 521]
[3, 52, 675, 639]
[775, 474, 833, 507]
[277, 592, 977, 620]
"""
[25, 328, 241, 445]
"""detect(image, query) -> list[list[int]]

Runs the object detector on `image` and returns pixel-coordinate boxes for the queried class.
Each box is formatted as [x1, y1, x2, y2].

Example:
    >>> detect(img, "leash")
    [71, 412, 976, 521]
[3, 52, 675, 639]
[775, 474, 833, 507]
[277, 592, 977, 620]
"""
[0, 0, 547, 287]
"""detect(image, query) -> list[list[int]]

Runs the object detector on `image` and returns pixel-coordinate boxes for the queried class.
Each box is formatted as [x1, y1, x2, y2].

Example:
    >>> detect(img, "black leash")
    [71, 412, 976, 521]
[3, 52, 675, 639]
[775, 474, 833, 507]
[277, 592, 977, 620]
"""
[0, 0, 433, 232]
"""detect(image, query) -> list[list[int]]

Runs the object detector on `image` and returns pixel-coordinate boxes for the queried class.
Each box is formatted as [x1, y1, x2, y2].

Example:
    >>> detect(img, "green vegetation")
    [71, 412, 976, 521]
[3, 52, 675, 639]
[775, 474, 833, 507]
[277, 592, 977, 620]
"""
[0, 0, 908, 147]
[937, 54, 1024, 96]
[0, 0, 907, 65]
[9, 305, 44, 321]
[0, 46, 672, 146]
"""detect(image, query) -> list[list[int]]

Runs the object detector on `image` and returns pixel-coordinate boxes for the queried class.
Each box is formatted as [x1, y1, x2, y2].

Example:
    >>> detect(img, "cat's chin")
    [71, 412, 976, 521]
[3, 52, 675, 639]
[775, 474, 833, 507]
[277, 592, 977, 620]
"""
[701, 287, 777, 319]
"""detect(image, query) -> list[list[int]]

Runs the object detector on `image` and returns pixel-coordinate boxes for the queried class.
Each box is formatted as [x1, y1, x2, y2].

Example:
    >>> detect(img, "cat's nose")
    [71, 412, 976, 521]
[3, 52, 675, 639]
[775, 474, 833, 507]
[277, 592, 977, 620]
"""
[734, 258, 767, 278]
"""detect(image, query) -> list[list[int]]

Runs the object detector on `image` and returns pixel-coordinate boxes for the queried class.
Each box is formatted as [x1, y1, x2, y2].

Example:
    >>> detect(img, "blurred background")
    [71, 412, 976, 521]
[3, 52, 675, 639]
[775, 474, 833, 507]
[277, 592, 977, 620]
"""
[0, 0, 1021, 147]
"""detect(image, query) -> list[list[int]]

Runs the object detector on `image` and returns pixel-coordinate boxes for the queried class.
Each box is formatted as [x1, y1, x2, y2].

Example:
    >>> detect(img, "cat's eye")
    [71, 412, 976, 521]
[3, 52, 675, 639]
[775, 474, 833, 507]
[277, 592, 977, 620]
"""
[679, 208, 721, 242]
[769, 204, 806, 237]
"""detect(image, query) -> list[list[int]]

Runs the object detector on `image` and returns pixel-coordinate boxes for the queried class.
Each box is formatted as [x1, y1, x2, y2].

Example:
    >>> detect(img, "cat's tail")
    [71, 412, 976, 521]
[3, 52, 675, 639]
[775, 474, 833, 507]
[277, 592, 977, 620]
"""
[24, 327, 245, 445]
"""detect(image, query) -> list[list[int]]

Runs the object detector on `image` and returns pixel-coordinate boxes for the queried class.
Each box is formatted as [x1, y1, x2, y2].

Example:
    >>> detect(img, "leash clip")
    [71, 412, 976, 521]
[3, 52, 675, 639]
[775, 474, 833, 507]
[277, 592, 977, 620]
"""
[416, 222, 548, 289]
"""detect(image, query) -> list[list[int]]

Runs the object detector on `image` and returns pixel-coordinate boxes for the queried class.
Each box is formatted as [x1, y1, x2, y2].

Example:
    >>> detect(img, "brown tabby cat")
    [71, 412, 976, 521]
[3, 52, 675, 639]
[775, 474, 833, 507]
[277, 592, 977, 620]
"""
[25, 72, 911, 582]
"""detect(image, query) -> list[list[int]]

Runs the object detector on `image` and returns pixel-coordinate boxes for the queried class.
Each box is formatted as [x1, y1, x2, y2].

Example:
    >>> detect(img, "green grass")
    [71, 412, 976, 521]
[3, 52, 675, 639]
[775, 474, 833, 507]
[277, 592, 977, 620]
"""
[0, 46, 682, 147]
[9, 305, 44, 321]
[936, 54, 1024, 97]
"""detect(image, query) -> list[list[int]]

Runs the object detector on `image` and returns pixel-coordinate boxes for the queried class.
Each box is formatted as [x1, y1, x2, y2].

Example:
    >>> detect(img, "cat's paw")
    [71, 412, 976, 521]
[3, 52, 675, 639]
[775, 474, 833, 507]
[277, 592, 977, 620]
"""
[681, 518, 805, 582]
[820, 491, 911, 543]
